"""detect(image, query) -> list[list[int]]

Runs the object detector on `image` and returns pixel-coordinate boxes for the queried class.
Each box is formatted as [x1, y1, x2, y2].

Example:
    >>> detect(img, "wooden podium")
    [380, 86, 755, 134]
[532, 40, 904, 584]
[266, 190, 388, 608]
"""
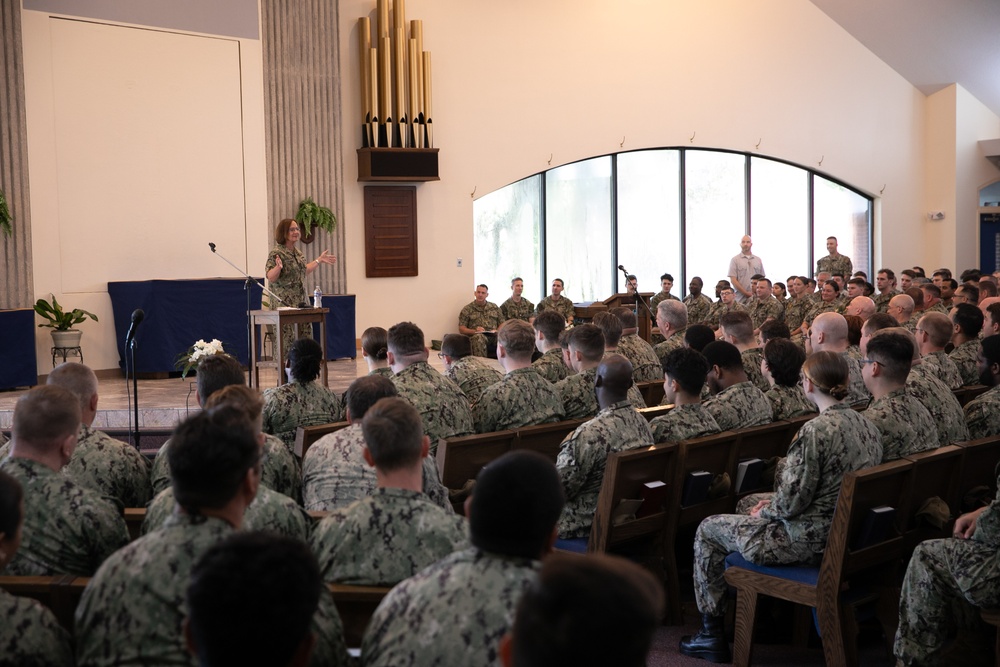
[604, 292, 655, 341]
[250, 308, 329, 388]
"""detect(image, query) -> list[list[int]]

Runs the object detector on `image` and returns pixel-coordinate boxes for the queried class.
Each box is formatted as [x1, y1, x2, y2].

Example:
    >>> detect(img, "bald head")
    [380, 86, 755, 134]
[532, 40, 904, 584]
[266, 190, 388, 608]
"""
[811, 312, 848, 352]
[889, 294, 914, 324]
[845, 296, 876, 321]
[595, 354, 634, 408]
[11, 385, 81, 470]
[46, 362, 99, 424]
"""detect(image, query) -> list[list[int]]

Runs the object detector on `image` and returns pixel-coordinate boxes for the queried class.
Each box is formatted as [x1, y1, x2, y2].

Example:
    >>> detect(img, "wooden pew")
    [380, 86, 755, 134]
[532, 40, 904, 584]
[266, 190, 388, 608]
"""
[435, 430, 517, 490]
[295, 420, 350, 459]
[513, 419, 586, 462]
[328, 582, 392, 648]
[638, 404, 672, 421]
[954, 384, 989, 407]
[124, 507, 146, 541]
[672, 431, 741, 532]
[955, 435, 1000, 512]
[724, 459, 914, 667]
[729, 420, 796, 501]
[0, 575, 89, 631]
[636, 380, 666, 407]
[900, 445, 964, 555]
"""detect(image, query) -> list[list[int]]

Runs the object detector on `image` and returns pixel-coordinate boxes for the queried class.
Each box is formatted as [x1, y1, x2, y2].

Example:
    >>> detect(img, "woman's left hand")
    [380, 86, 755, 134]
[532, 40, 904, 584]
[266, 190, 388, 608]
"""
[317, 250, 337, 265]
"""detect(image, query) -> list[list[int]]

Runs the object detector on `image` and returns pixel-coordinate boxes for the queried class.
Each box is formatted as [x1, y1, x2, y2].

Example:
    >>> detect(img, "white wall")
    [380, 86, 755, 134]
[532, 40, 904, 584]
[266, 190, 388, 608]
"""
[336, 0, 932, 344]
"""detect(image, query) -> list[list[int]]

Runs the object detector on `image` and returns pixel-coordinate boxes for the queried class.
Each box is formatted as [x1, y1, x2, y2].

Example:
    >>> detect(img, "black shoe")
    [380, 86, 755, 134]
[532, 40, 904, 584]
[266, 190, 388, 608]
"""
[679, 614, 732, 663]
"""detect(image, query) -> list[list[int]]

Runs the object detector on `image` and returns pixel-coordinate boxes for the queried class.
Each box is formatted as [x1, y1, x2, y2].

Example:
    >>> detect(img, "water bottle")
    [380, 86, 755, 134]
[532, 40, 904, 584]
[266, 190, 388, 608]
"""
[313, 286, 322, 309]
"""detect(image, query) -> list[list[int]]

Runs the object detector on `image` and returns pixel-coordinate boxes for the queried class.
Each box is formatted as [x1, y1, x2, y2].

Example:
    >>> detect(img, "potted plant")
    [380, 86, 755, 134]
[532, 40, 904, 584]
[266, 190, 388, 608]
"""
[0, 188, 11, 237]
[295, 197, 337, 244]
[33, 294, 99, 348]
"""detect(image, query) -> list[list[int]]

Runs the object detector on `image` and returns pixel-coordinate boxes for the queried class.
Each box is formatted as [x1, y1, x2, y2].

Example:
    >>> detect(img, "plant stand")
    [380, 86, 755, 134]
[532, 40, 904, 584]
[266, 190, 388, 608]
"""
[52, 346, 83, 365]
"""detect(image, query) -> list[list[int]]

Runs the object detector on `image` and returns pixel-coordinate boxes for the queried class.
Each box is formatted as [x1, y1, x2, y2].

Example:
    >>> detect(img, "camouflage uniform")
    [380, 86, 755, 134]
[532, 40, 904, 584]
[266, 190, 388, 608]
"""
[692, 403, 882, 616]
[874, 289, 900, 313]
[265, 243, 311, 349]
[846, 344, 863, 361]
[746, 295, 784, 329]
[894, 478, 1000, 665]
[803, 299, 839, 325]
[949, 339, 982, 386]
[361, 547, 539, 667]
[555, 368, 645, 420]
[446, 355, 503, 403]
[499, 296, 534, 322]
[649, 402, 721, 444]
[919, 350, 964, 390]
[75, 513, 350, 667]
[310, 487, 468, 586]
[765, 385, 818, 421]
[459, 300, 503, 357]
[0, 589, 74, 665]
[704, 301, 746, 329]
[391, 361, 474, 454]
[535, 295, 575, 322]
[843, 352, 873, 406]
[262, 380, 344, 452]
[0, 457, 128, 577]
[370, 366, 394, 379]
[472, 367, 563, 434]
[142, 485, 311, 542]
[649, 290, 680, 313]
[616, 333, 664, 383]
[61, 423, 152, 509]
[684, 293, 713, 325]
[964, 385, 1000, 440]
[703, 381, 772, 432]
[531, 347, 571, 384]
[906, 367, 971, 446]
[653, 327, 687, 363]
[925, 302, 950, 316]
[863, 388, 938, 462]
[301, 423, 450, 511]
[783, 296, 811, 333]
[741, 347, 770, 393]
[152, 433, 301, 502]
[815, 253, 853, 278]
[556, 400, 654, 538]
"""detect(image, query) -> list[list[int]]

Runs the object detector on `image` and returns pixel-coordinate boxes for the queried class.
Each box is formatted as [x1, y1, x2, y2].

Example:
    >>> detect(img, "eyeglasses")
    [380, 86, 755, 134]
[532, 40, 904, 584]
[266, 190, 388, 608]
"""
[859, 358, 880, 366]
[437, 352, 446, 359]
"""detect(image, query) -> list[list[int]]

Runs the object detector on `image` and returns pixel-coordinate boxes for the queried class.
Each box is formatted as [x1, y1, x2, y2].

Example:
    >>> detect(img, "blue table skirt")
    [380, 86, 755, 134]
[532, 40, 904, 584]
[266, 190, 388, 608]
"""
[0, 309, 39, 389]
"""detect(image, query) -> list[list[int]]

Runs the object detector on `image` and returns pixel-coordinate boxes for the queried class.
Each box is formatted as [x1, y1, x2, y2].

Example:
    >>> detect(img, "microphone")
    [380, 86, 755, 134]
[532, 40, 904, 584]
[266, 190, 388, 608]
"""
[125, 308, 145, 345]
[618, 265, 626, 271]
[209, 242, 217, 252]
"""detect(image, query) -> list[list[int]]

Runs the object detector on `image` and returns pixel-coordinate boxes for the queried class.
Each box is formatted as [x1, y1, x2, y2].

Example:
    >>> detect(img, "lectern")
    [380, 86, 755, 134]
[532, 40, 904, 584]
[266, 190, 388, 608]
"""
[250, 308, 329, 388]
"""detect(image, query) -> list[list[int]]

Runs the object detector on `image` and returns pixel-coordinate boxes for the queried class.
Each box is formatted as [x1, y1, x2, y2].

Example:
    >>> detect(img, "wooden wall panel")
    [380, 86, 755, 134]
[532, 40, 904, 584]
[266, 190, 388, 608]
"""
[365, 186, 417, 277]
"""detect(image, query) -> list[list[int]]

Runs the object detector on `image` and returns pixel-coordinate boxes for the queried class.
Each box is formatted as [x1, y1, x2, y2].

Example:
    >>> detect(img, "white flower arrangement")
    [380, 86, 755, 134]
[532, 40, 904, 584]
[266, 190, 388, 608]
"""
[175, 338, 228, 378]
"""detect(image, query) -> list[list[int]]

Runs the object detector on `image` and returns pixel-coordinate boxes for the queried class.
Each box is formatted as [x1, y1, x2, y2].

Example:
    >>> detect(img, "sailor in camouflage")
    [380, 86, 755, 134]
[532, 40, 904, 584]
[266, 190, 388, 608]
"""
[264, 224, 317, 349]
[915, 312, 965, 389]
[310, 398, 468, 586]
[441, 333, 503, 402]
[535, 278, 576, 324]
[746, 279, 784, 329]
[920, 350, 963, 389]
[556, 356, 654, 539]
[964, 334, 1000, 440]
[873, 269, 900, 313]
[75, 405, 350, 667]
[808, 313, 872, 405]
[719, 310, 769, 392]
[681, 351, 882, 662]
[459, 284, 503, 357]
[531, 310, 570, 383]
[701, 341, 772, 432]
[473, 320, 564, 433]
[1, 386, 128, 577]
[649, 347, 722, 444]
[0, 469, 75, 666]
[499, 277, 535, 322]
[815, 236, 853, 278]
[949, 303, 983, 385]
[783, 292, 812, 334]
[653, 299, 689, 362]
[894, 480, 1000, 665]
[388, 322, 475, 454]
[761, 338, 817, 420]
[649, 273, 681, 313]
[684, 277, 714, 325]
[704, 286, 746, 329]
[612, 307, 664, 383]
[556, 326, 646, 419]
[361, 450, 565, 667]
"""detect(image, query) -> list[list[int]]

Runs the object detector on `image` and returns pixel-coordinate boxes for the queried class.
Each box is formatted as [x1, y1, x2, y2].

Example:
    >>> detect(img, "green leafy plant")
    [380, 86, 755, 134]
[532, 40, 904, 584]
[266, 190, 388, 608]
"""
[0, 188, 11, 237]
[33, 294, 99, 331]
[295, 197, 337, 236]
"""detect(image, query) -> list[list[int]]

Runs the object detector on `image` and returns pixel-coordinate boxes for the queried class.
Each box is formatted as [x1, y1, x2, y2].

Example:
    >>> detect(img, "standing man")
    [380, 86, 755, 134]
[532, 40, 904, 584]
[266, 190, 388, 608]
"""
[500, 277, 534, 322]
[874, 268, 900, 313]
[536, 278, 575, 325]
[650, 273, 680, 312]
[684, 277, 713, 325]
[815, 236, 853, 278]
[459, 284, 503, 358]
[728, 235, 764, 304]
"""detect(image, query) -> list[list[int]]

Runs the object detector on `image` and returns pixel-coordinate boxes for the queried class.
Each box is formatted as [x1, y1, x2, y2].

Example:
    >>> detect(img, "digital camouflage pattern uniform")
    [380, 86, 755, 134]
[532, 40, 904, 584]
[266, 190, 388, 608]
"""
[531, 347, 571, 384]
[265, 243, 310, 349]
[459, 300, 503, 357]
[142, 485, 311, 542]
[684, 293, 713, 325]
[815, 253, 853, 278]
[554, 367, 645, 420]
[616, 333, 664, 383]
[301, 423, 450, 511]
[535, 295, 575, 322]
[919, 351, 964, 390]
[649, 290, 680, 313]
[862, 388, 938, 462]
[803, 299, 840, 326]
[556, 400, 655, 539]
[692, 403, 882, 616]
[964, 384, 1000, 440]
[64, 423, 152, 509]
[391, 361, 474, 455]
[703, 381, 772, 432]
[704, 301, 746, 329]
[0, 456, 128, 577]
[446, 355, 503, 403]
[766, 384, 818, 421]
[472, 366, 563, 434]
[906, 366, 970, 446]
[262, 380, 344, 452]
[499, 296, 534, 322]
[874, 289, 900, 313]
[741, 347, 770, 393]
[151, 433, 301, 502]
[75, 513, 349, 667]
[369, 366, 394, 379]
[783, 296, 812, 333]
[361, 547, 539, 667]
[310, 487, 468, 586]
[0, 589, 74, 666]
[949, 339, 982, 386]
[649, 402, 721, 444]
[843, 352, 873, 406]
[746, 295, 784, 329]
[894, 477, 1000, 665]
[653, 327, 687, 363]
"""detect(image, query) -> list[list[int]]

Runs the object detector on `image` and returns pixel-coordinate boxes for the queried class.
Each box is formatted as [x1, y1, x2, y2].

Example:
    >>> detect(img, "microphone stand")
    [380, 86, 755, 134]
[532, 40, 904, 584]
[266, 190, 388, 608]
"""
[129, 335, 140, 449]
[208, 243, 287, 383]
[618, 265, 656, 323]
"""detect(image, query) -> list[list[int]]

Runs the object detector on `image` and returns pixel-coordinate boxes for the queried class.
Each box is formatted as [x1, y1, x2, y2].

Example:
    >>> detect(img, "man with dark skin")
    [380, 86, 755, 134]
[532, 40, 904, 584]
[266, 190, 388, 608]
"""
[684, 277, 713, 325]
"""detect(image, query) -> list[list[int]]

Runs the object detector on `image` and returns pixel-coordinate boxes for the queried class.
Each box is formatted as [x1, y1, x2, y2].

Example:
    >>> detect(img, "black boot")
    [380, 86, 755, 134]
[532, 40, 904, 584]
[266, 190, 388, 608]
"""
[679, 613, 732, 663]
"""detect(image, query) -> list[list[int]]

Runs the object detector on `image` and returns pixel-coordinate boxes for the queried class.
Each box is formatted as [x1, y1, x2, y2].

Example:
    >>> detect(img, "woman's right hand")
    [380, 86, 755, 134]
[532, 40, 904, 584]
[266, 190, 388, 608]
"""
[273, 255, 283, 272]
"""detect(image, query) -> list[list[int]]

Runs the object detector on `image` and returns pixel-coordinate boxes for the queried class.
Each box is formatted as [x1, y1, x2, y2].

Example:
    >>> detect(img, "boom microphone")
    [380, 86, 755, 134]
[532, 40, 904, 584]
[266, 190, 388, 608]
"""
[209, 242, 217, 252]
[125, 308, 145, 345]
